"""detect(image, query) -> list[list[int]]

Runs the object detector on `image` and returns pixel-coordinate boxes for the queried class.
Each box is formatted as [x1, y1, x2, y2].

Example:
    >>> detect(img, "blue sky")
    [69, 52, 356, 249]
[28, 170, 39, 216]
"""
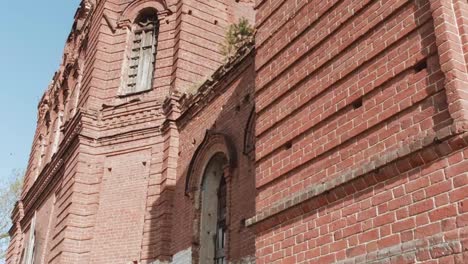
[0, 0, 81, 182]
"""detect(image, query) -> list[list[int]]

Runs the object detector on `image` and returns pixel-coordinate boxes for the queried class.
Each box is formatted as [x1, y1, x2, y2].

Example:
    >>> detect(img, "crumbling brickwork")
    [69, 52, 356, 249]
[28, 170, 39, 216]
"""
[6, 0, 468, 263]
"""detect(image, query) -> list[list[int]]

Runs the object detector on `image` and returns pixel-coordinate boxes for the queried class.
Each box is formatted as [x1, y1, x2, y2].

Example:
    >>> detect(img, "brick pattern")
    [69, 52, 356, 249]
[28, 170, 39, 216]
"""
[89, 149, 151, 263]
[172, 0, 227, 92]
[170, 51, 256, 263]
[255, 0, 450, 211]
[253, 144, 468, 264]
[6, 0, 468, 264]
[253, 0, 468, 263]
[246, 126, 459, 226]
[428, 0, 468, 131]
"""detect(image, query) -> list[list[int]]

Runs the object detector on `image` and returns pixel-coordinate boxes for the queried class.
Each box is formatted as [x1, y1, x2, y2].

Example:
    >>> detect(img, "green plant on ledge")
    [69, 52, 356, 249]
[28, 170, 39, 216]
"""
[221, 18, 254, 58]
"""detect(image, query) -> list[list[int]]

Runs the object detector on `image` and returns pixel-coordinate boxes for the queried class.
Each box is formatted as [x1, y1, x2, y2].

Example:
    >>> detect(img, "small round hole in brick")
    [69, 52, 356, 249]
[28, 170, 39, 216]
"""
[214, 20, 218, 25]
[188, 10, 192, 15]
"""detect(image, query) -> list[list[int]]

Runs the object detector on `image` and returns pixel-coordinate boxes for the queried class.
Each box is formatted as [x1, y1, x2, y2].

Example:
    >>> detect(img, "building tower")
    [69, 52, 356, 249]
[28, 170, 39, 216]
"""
[7, 0, 255, 263]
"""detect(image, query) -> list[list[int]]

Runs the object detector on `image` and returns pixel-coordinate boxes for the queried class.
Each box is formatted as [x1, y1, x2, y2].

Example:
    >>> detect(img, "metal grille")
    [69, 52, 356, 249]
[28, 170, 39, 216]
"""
[215, 177, 227, 264]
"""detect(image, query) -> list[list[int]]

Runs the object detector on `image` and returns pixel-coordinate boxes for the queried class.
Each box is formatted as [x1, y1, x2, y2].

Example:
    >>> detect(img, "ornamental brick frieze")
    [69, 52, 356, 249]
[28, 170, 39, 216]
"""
[20, 114, 82, 222]
[97, 99, 164, 141]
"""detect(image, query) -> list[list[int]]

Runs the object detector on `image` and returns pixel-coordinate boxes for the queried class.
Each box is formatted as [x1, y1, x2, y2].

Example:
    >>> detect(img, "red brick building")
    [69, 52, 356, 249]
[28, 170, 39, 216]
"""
[7, 0, 468, 263]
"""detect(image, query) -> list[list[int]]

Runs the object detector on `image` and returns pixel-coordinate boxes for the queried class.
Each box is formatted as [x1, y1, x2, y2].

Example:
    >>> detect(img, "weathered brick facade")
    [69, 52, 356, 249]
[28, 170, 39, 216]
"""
[7, 0, 468, 263]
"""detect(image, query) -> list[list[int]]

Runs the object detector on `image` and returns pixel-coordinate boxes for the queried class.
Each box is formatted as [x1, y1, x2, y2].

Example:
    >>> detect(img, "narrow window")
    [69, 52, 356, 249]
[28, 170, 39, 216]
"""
[51, 106, 63, 155]
[122, 10, 159, 94]
[35, 135, 46, 180]
[199, 154, 229, 263]
[215, 177, 227, 264]
[23, 213, 36, 264]
[36, 112, 50, 179]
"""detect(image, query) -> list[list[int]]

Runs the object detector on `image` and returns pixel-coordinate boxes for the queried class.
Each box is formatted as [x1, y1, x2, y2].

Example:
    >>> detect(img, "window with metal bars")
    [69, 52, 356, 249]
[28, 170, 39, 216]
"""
[214, 177, 227, 264]
[122, 11, 159, 94]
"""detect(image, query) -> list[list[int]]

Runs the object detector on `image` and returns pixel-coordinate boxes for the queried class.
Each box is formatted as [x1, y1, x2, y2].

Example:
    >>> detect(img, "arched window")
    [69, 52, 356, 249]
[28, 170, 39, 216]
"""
[36, 111, 51, 178]
[35, 134, 46, 180]
[200, 153, 229, 264]
[122, 9, 159, 94]
[51, 104, 63, 155]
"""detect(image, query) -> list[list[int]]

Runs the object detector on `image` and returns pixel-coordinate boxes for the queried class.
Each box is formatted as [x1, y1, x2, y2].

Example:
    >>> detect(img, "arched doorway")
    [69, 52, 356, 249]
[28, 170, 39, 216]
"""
[199, 153, 228, 264]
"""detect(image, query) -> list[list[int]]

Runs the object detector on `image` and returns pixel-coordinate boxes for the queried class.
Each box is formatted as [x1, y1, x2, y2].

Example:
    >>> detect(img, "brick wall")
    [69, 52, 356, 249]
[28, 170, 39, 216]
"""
[89, 149, 151, 263]
[253, 139, 468, 263]
[7, 0, 468, 263]
[255, 0, 447, 206]
[170, 50, 256, 263]
[252, 0, 468, 262]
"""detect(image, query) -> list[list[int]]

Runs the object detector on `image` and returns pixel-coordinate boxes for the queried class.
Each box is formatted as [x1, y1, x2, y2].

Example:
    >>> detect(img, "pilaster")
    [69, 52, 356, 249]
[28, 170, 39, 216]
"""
[430, 0, 468, 132]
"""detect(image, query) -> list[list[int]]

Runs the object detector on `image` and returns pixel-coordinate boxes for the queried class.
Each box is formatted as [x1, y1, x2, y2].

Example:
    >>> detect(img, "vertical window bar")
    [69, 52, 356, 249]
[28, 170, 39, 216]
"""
[215, 177, 227, 263]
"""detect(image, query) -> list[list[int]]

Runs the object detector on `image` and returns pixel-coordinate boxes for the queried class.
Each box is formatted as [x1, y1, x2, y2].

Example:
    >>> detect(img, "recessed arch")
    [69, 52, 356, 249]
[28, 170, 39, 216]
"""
[185, 130, 238, 196]
[185, 131, 238, 263]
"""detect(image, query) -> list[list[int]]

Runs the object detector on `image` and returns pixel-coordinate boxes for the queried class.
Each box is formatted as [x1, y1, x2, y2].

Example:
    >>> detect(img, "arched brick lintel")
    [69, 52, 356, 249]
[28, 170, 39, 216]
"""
[185, 130, 238, 196]
[118, 0, 170, 26]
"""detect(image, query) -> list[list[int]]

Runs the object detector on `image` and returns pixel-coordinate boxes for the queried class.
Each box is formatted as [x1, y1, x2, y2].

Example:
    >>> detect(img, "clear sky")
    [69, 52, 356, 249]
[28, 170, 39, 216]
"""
[0, 0, 81, 181]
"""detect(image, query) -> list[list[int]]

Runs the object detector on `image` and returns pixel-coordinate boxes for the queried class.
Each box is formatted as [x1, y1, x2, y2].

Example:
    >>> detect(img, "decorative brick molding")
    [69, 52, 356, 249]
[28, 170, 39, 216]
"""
[334, 233, 466, 264]
[185, 131, 238, 196]
[98, 99, 164, 138]
[117, 0, 171, 28]
[21, 113, 83, 222]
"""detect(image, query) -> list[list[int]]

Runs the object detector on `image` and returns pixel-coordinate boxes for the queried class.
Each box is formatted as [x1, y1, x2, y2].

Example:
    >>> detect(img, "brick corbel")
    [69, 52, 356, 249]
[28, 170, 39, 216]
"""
[162, 91, 182, 123]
